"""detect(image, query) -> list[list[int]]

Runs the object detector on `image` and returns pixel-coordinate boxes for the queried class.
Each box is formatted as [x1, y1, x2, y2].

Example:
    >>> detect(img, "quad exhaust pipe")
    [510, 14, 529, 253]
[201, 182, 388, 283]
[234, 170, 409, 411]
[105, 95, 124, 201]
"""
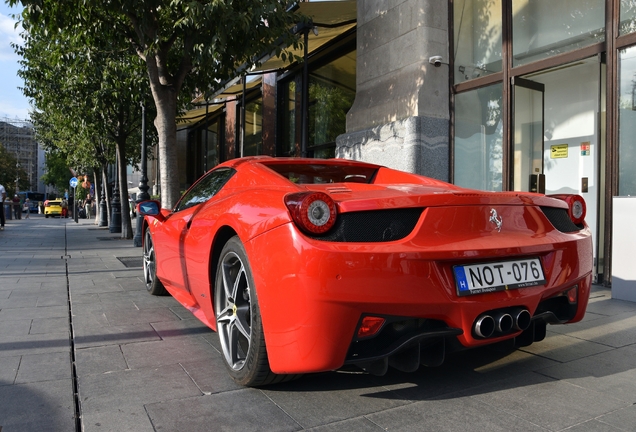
[511, 308, 531, 331]
[473, 308, 531, 339]
[474, 315, 495, 338]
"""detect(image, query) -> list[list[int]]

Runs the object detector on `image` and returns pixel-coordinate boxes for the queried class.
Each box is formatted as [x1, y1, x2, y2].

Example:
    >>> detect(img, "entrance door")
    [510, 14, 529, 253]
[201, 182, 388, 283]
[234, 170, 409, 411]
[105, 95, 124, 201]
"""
[512, 77, 545, 193]
[513, 59, 602, 280]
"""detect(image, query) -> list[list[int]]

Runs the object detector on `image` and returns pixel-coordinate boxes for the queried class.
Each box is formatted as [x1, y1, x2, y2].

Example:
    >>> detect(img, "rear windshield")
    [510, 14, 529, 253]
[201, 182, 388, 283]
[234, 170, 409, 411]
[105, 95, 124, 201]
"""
[262, 163, 378, 184]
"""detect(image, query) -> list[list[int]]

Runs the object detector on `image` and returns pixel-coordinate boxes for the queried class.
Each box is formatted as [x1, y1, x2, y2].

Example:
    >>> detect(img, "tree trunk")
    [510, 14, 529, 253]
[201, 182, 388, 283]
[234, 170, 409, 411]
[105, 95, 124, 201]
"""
[147, 67, 181, 209]
[92, 170, 99, 224]
[116, 141, 134, 239]
[101, 164, 111, 223]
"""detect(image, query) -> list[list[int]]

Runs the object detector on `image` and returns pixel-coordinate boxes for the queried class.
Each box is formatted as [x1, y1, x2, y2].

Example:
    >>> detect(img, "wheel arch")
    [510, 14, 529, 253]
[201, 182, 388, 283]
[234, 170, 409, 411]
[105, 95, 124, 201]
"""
[141, 219, 149, 244]
[209, 226, 239, 311]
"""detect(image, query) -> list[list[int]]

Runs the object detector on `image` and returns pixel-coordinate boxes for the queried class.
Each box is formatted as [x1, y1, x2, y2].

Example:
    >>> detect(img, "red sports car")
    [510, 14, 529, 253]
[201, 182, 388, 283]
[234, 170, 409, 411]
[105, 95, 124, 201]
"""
[138, 157, 592, 386]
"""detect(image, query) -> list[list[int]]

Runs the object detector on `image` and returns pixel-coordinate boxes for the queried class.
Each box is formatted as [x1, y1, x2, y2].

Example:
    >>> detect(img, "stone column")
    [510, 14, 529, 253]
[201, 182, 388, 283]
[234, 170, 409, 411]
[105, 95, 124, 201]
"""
[336, 0, 450, 181]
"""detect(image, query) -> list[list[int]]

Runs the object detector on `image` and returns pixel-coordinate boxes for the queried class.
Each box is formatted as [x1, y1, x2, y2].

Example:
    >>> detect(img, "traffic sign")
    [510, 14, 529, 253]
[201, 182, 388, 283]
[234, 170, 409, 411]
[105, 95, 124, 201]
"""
[70, 177, 78, 188]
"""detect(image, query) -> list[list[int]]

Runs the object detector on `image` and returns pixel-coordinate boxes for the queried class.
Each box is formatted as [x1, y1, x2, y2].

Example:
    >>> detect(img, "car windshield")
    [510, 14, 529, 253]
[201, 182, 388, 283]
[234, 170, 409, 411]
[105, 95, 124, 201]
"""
[262, 163, 378, 184]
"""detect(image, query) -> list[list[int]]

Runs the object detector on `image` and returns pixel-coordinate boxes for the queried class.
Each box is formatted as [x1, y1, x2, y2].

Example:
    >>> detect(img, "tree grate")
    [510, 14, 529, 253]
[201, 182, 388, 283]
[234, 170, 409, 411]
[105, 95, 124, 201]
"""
[116, 256, 143, 268]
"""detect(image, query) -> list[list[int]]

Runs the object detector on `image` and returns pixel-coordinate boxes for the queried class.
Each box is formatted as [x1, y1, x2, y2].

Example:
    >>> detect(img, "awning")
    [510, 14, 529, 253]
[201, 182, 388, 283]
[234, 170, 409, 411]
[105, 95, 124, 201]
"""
[182, 1, 356, 123]
[199, 1, 356, 102]
[176, 103, 224, 130]
[213, 76, 263, 101]
[251, 1, 356, 73]
[190, 76, 263, 106]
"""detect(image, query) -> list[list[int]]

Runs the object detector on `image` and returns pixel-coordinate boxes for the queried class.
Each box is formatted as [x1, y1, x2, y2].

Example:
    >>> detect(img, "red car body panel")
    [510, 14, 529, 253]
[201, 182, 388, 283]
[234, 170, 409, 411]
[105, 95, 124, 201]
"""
[143, 157, 593, 375]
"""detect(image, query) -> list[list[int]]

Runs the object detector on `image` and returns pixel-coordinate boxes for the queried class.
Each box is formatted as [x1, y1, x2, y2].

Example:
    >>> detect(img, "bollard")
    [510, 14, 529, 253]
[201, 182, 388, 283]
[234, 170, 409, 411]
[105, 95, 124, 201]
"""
[98, 195, 108, 227]
[109, 195, 122, 233]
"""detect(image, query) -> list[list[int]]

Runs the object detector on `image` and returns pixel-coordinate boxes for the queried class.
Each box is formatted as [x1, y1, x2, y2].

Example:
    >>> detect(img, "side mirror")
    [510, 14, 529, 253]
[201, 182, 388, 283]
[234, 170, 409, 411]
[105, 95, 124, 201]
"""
[137, 200, 161, 216]
[136, 200, 168, 223]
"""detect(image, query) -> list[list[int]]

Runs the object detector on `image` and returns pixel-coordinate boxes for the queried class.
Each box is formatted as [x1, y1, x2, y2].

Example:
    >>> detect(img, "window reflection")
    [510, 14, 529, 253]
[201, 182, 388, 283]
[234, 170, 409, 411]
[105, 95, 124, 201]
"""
[186, 116, 222, 186]
[453, 0, 502, 84]
[618, 46, 636, 195]
[308, 52, 356, 149]
[204, 121, 219, 169]
[280, 48, 356, 157]
[281, 80, 298, 156]
[243, 98, 262, 156]
[454, 84, 503, 191]
[621, 1, 636, 35]
[512, 0, 604, 67]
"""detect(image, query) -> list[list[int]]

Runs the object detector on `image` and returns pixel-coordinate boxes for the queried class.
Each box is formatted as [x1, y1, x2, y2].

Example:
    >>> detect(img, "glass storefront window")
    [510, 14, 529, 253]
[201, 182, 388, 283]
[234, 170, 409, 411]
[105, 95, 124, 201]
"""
[512, 0, 604, 67]
[308, 50, 356, 154]
[280, 48, 355, 157]
[453, 0, 502, 84]
[621, 0, 636, 35]
[243, 98, 262, 156]
[203, 120, 219, 169]
[454, 83, 503, 191]
[185, 117, 221, 185]
[280, 79, 298, 156]
[618, 46, 636, 195]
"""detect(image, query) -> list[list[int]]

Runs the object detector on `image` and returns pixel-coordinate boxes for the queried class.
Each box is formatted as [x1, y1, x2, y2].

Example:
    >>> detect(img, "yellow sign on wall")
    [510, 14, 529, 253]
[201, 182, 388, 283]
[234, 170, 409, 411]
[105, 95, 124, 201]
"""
[550, 144, 568, 159]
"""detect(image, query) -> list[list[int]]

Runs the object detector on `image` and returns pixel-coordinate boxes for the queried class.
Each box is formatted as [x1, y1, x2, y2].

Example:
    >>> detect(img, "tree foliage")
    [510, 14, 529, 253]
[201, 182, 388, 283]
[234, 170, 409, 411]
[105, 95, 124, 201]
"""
[14, 8, 158, 237]
[40, 149, 72, 195]
[12, 0, 305, 209]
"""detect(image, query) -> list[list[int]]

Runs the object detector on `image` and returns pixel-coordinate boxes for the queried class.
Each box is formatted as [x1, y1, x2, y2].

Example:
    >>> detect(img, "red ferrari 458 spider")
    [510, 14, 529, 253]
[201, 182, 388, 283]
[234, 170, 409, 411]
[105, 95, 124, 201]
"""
[138, 156, 592, 386]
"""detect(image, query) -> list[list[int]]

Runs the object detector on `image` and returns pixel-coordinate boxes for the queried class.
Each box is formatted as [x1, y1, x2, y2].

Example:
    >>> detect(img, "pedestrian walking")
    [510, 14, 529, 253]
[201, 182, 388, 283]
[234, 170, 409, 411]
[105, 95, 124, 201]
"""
[23, 198, 30, 219]
[0, 183, 5, 230]
[84, 194, 93, 219]
[12, 194, 21, 220]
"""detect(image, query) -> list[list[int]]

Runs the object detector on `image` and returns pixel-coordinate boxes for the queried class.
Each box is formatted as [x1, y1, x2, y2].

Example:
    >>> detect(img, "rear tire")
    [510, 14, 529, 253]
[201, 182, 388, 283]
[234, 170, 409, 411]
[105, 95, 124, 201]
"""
[214, 236, 282, 386]
[143, 229, 169, 296]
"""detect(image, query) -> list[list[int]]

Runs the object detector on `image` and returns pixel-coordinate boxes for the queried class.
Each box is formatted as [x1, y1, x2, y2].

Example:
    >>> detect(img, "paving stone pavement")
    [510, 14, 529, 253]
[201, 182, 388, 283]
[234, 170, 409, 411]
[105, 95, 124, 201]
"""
[1, 214, 636, 431]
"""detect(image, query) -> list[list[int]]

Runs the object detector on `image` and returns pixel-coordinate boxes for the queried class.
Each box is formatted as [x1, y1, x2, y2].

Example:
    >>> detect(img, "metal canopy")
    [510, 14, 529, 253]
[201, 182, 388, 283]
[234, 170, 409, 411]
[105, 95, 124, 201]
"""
[199, 1, 356, 102]
[181, 1, 356, 130]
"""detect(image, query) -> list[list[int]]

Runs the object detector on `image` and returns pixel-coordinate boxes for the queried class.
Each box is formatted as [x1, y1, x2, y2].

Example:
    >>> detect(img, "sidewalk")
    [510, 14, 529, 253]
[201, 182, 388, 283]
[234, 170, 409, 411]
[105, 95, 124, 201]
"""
[1, 214, 636, 431]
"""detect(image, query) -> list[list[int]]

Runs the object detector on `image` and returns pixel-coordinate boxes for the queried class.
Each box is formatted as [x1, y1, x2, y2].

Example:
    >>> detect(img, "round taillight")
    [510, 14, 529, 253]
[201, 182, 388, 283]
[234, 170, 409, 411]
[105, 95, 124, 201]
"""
[285, 192, 337, 234]
[566, 195, 586, 225]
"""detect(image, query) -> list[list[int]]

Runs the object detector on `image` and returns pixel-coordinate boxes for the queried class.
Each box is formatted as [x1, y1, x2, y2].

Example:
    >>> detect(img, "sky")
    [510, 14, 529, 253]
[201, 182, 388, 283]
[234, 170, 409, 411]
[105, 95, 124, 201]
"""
[0, 2, 30, 121]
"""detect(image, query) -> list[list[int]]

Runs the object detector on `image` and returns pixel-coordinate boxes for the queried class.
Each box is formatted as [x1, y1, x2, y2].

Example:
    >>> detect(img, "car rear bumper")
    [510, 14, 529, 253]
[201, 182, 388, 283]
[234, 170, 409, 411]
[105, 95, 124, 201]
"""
[245, 222, 593, 374]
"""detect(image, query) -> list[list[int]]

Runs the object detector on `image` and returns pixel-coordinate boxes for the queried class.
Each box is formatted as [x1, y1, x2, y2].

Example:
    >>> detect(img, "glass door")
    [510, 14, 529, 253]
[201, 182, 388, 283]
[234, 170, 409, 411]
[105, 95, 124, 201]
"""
[512, 77, 545, 192]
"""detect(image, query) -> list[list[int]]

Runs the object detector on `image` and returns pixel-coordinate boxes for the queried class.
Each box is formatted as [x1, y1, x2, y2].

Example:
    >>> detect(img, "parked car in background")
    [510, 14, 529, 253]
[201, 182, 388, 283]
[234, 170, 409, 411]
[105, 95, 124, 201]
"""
[44, 199, 64, 218]
[138, 157, 593, 387]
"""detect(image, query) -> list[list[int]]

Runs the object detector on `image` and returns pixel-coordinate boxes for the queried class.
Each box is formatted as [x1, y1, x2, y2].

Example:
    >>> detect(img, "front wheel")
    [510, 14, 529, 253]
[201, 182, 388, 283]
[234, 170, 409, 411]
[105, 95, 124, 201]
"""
[214, 236, 282, 386]
[143, 229, 169, 296]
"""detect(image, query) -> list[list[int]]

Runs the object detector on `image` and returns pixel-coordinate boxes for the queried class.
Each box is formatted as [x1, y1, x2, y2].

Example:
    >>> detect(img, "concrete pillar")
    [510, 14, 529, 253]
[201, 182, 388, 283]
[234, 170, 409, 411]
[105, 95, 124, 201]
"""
[336, 0, 450, 181]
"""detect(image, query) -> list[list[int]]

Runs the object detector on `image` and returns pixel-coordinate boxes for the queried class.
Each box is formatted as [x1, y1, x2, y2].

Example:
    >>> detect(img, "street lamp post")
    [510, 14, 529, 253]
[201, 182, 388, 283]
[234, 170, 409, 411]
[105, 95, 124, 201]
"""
[109, 154, 122, 233]
[98, 178, 108, 227]
[133, 105, 150, 247]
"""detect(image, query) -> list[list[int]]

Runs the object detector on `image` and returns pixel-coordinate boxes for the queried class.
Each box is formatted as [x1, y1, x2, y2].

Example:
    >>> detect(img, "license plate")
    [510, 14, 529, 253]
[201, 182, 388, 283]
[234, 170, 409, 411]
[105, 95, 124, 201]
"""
[453, 258, 545, 296]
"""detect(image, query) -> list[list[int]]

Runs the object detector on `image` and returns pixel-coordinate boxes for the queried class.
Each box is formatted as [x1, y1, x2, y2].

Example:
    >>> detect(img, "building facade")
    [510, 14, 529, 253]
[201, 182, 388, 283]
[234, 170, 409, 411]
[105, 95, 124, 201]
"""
[0, 119, 39, 193]
[179, 0, 636, 285]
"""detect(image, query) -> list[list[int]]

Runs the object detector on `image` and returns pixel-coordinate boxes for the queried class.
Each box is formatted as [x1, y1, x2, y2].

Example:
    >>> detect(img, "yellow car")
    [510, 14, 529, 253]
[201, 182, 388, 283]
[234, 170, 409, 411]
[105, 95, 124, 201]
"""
[44, 199, 64, 218]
